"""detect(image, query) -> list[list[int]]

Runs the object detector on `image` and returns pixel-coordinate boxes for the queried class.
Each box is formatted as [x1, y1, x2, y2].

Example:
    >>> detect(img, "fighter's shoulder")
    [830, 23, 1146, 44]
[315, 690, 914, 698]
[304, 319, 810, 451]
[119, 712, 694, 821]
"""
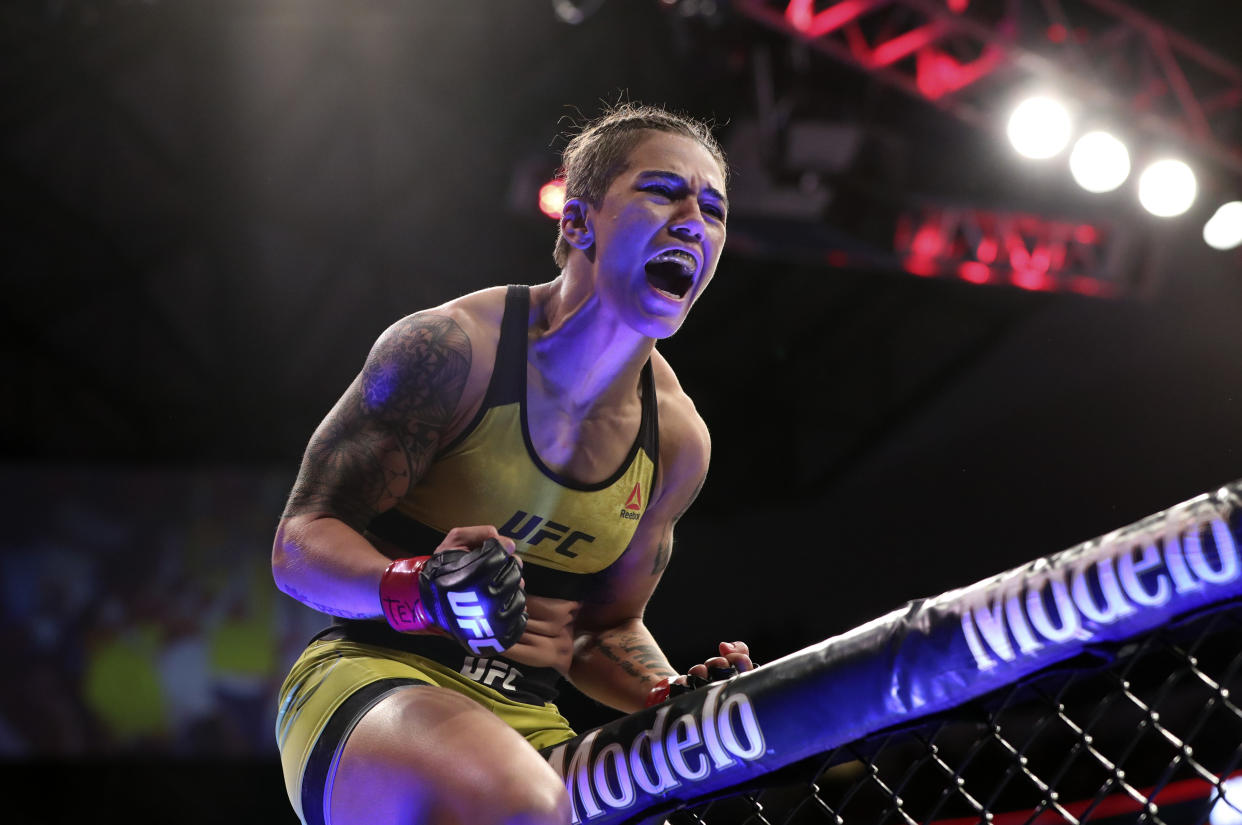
[650, 350, 711, 485]
[366, 287, 503, 364]
[362, 288, 507, 434]
[400, 285, 508, 346]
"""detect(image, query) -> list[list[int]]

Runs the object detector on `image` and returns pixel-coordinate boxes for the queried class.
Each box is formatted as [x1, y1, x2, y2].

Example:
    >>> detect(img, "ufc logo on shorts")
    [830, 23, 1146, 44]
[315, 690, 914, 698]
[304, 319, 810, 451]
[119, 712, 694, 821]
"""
[448, 591, 504, 655]
[461, 656, 524, 692]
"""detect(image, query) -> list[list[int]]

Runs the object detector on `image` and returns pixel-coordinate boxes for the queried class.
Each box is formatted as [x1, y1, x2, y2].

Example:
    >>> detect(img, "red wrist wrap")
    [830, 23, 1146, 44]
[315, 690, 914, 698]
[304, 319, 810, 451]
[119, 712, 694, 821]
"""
[379, 556, 433, 632]
[645, 677, 673, 707]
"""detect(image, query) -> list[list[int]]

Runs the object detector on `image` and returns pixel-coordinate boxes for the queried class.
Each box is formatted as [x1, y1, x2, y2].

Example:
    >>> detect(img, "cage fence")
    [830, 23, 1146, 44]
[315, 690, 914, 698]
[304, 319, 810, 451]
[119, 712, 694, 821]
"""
[669, 603, 1242, 825]
[544, 482, 1242, 825]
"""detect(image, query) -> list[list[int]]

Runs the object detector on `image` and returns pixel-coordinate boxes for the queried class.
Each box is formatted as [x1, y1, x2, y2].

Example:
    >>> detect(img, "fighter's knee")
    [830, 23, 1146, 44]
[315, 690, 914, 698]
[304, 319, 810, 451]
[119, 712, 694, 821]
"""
[465, 770, 570, 825]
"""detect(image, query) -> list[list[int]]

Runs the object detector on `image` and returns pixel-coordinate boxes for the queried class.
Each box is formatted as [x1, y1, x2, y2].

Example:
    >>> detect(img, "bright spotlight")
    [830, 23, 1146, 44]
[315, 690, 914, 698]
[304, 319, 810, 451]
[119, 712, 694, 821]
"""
[1204, 201, 1242, 250]
[538, 179, 566, 220]
[1006, 96, 1073, 159]
[1137, 158, 1197, 217]
[1209, 774, 1242, 825]
[1069, 131, 1130, 193]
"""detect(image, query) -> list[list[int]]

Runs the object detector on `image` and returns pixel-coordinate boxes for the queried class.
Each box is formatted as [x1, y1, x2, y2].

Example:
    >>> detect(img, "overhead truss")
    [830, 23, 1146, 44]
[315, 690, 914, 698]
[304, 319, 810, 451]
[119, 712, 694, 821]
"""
[733, 0, 1242, 177]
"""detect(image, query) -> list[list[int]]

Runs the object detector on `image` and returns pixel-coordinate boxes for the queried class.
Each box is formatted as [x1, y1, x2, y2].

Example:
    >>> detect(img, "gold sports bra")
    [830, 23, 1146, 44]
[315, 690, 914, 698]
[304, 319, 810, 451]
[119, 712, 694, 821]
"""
[366, 283, 660, 602]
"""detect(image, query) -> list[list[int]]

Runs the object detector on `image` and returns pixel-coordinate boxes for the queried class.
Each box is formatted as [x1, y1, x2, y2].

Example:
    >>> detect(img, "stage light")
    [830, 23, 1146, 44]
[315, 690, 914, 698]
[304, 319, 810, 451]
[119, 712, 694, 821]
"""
[538, 179, 566, 220]
[1069, 131, 1130, 193]
[1209, 774, 1242, 825]
[957, 261, 991, 284]
[1006, 96, 1072, 159]
[1203, 201, 1242, 250]
[1137, 159, 1197, 217]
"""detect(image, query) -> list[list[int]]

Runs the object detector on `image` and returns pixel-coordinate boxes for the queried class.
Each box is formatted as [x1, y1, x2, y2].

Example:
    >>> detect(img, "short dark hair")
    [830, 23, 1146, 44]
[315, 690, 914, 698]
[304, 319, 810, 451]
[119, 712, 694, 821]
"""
[553, 102, 728, 267]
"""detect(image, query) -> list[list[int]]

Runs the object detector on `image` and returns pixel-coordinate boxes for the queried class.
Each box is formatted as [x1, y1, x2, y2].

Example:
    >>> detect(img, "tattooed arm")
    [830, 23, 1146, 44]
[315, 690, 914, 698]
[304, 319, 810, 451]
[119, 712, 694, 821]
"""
[567, 375, 714, 713]
[271, 309, 477, 620]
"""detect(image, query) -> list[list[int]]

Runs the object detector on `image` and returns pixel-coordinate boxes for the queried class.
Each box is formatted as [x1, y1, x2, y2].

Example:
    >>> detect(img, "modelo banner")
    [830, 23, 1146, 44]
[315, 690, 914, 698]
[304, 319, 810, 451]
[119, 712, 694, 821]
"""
[541, 481, 1242, 825]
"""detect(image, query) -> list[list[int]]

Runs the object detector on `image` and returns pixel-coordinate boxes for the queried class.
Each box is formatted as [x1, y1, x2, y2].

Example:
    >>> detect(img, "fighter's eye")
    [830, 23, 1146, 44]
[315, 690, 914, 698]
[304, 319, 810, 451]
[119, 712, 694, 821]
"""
[642, 184, 674, 198]
[703, 203, 726, 220]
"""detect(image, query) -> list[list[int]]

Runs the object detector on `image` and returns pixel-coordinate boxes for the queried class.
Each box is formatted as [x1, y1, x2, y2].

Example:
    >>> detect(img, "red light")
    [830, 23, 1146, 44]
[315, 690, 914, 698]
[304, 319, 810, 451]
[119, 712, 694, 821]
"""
[957, 262, 991, 284]
[903, 255, 939, 277]
[912, 224, 943, 257]
[872, 24, 943, 67]
[1029, 244, 1052, 272]
[1050, 243, 1068, 271]
[1012, 267, 1053, 292]
[1067, 276, 1102, 296]
[1006, 238, 1030, 269]
[975, 237, 998, 264]
[826, 250, 850, 267]
[538, 180, 566, 219]
[1074, 224, 1099, 244]
[786, 0, 868, 38]
[1046, 23, 1067, 42]
[915, 45, 1003, 99]
[916, 51, 952, 99]
[947, 0, 969, 12]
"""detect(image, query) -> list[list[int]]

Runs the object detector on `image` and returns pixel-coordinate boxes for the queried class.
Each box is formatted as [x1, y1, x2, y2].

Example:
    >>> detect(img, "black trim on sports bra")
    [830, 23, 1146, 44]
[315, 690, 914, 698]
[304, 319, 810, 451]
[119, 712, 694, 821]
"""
[434, 282, 660, 490]
[489, 284, 533, 407]
[437, 284, 530, 454]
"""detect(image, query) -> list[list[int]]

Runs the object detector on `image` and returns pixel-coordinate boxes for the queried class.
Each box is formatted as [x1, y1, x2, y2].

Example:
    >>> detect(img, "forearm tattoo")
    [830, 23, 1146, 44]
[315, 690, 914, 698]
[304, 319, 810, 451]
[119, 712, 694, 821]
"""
[282, 314, 471, 530]
[583, 629, 677, 685]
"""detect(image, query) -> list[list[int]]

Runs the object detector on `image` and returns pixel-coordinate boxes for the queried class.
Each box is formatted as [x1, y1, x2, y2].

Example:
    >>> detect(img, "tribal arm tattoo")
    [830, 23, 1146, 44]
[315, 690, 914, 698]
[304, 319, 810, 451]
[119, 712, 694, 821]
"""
[282, 313, 471, 531]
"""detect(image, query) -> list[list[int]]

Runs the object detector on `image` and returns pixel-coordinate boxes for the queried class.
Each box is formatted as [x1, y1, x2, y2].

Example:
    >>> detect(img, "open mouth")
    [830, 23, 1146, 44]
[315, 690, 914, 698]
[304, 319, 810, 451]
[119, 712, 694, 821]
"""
[643, 250, 698, 299]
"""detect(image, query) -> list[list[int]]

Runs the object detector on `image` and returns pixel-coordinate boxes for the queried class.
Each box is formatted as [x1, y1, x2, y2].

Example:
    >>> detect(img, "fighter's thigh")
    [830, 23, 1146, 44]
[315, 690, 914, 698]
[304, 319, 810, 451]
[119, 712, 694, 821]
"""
[329, 684, 569, 825]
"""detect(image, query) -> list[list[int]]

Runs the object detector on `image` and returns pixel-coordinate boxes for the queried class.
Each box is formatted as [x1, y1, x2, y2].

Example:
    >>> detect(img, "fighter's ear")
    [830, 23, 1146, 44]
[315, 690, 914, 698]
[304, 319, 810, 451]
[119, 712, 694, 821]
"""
[560, 198, 594, 251]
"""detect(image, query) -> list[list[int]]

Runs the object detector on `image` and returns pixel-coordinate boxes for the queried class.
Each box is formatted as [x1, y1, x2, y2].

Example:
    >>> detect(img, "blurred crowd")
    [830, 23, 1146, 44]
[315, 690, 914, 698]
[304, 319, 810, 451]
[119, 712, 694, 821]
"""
[0, 465, 323, 757]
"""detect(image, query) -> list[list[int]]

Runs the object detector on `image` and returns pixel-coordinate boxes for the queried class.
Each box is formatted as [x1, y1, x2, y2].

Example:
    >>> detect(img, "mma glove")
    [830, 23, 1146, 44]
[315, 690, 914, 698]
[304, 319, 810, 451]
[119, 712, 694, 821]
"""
[379, 538, 527, 655]
[645, 665, 739, 707]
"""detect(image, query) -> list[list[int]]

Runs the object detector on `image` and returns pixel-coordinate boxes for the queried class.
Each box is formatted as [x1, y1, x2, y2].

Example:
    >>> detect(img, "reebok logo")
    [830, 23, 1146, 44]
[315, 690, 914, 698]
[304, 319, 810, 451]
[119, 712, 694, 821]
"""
[620, 482, 643, 520]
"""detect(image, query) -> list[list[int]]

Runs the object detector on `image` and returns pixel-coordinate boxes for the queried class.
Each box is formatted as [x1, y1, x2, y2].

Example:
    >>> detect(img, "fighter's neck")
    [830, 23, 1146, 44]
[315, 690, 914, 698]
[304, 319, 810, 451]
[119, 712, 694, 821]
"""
[527, 273, 654, 410]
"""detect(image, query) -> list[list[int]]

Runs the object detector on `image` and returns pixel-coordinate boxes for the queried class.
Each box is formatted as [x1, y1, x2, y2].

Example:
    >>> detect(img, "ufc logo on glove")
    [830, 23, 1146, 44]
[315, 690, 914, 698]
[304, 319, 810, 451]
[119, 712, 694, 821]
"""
[448, 591, 504, 654]
[378, 539, 527, 655]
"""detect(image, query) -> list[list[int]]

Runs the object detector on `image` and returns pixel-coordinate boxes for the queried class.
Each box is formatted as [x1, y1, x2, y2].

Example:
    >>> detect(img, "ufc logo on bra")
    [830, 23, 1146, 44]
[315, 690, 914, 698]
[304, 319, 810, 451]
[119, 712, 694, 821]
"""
[499, 511, 596, 557]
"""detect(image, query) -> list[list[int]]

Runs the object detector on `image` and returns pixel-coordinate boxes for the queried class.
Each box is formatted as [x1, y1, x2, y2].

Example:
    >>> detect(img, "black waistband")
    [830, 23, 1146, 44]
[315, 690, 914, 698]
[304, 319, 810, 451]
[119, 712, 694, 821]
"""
[321, 620, 564, 705]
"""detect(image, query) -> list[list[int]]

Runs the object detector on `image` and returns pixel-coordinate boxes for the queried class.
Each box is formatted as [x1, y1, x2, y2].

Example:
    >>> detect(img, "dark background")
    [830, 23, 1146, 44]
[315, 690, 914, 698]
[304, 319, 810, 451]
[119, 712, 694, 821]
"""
[3, 1, 1241, 822]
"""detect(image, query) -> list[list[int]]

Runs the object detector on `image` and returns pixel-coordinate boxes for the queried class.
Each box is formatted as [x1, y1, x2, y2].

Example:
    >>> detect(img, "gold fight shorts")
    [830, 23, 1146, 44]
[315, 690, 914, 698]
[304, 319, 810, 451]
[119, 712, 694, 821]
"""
[275, 634, 577, 825]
